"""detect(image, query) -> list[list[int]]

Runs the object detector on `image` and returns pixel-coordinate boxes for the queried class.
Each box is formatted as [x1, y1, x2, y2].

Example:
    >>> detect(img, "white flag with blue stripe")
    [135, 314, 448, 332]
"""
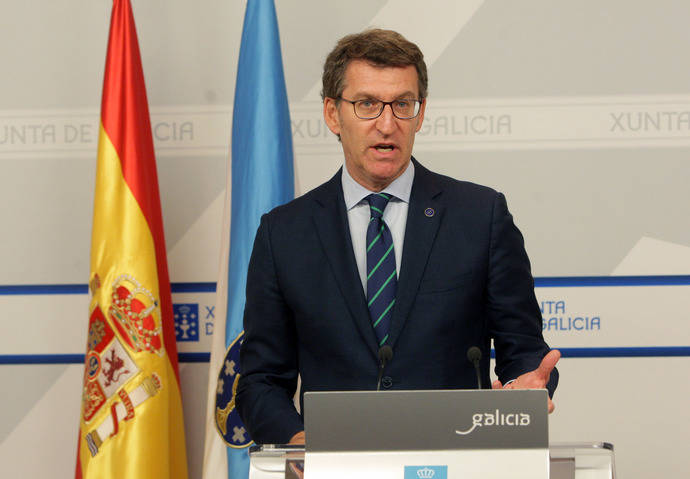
[202, 0, 294, 477]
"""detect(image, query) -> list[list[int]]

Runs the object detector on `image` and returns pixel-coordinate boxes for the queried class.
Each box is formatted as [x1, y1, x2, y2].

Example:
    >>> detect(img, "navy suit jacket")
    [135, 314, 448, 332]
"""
[236, 159, 557, 444]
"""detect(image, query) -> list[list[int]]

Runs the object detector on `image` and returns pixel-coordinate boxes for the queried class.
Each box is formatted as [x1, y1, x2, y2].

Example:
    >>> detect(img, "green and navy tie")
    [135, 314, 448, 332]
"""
[366, 193, 397, 346]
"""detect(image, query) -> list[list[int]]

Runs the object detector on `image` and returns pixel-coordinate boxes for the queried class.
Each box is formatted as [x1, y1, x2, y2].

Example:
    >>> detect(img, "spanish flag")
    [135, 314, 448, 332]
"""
[75, 1, 188, 477]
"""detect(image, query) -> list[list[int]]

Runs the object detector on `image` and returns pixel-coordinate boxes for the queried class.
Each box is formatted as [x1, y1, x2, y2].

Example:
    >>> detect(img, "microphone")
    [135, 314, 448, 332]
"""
[376, 345, 393, 391]
[466, 346, 483, 389]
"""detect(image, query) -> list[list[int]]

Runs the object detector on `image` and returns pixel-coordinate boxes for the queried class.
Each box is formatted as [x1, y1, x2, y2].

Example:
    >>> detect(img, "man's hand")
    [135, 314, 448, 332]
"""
[288, 430, 305, 445]
[491, 349, 561, 413]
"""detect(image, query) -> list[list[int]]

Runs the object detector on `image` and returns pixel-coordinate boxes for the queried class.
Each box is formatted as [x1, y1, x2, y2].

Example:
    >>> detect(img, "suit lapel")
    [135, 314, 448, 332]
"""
[312, 170, 379, 355]
[388, 160, 443, 348]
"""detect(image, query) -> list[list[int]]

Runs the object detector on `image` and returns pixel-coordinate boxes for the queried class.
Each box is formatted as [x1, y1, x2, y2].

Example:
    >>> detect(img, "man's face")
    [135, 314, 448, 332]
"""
[323, 60, 426, 191]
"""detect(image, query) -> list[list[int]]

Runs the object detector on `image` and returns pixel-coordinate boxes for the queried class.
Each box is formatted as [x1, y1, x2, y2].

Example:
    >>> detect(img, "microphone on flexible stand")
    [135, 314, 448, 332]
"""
[466, 346, 483, 389]
[376, 345, 393, 391]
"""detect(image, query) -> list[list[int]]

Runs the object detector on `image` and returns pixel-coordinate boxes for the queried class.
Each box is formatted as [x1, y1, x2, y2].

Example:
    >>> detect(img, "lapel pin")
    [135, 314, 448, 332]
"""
[424, 207, 435, 217]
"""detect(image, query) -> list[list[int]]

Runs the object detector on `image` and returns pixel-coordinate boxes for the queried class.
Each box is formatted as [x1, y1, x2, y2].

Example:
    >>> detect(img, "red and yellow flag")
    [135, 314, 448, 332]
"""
[76, 1, 188, 477]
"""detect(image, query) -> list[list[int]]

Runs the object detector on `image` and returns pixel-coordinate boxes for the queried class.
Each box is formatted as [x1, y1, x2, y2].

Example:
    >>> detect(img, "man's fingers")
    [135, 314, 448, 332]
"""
[548, 397, 555, 414]
[536, 349, 561, 378]
[288, 431, 305, 445]
[492, 379, 503, 389]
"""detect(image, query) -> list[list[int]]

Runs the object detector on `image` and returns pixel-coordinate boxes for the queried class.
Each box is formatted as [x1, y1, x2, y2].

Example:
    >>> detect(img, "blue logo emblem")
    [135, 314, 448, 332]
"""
[404, 465, 448, 479]
[173, 303, 199, 342]
[215, 331, 252, 448]
[85, 352, 101, 380]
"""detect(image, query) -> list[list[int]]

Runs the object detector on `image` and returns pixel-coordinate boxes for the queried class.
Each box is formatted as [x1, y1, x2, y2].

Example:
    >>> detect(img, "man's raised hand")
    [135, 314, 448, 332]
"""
[491, 349, 561, 413]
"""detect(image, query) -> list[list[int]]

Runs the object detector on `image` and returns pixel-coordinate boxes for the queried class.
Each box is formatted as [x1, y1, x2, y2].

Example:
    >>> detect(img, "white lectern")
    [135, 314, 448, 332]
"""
[249, 442, 615, 479]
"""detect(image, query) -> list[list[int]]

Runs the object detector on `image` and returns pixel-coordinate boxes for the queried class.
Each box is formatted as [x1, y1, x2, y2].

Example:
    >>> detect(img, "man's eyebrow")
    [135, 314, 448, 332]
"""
[350, 91, 418, 100]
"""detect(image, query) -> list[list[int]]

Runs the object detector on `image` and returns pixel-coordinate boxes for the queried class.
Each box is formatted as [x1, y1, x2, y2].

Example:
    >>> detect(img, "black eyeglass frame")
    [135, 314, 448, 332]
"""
[337, 97, 424, 120]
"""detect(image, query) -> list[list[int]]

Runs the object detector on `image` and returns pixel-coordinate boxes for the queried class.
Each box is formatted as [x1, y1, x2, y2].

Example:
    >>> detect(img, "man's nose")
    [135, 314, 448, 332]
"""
[375, 104, 396, 134]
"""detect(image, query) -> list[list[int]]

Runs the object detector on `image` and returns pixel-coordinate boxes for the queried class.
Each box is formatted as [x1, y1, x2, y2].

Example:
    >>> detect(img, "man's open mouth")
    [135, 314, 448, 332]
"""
[374, 144, 395, 152]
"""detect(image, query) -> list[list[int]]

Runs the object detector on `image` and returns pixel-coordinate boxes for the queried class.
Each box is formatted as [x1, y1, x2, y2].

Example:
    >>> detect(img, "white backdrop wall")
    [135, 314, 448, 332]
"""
[1, 1, 689, 478]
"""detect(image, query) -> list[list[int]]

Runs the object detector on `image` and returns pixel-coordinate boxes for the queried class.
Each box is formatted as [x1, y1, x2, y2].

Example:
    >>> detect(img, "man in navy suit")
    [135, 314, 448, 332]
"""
[236, 29, 559, 446]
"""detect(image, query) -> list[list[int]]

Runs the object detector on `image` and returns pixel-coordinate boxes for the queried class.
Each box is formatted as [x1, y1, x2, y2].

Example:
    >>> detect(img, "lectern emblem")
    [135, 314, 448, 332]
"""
[417, 467, 434, 478]
[404, 465, 447, 479]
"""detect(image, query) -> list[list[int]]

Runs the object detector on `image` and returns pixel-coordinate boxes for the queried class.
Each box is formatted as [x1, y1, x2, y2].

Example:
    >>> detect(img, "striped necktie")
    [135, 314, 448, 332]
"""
[365, 193, 397, 346]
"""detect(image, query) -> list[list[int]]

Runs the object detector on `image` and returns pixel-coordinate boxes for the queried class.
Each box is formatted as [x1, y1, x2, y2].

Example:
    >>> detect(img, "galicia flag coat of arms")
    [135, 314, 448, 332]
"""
[75, 1, 188, 477]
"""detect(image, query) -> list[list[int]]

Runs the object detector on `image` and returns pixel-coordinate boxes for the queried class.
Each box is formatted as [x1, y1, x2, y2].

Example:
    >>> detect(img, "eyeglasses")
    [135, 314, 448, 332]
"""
[338, 97, 423, 120]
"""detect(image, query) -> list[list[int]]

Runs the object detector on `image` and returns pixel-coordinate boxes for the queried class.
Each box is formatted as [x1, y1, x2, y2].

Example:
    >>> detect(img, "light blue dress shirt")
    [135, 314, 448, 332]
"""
[341, 161, 415, 295]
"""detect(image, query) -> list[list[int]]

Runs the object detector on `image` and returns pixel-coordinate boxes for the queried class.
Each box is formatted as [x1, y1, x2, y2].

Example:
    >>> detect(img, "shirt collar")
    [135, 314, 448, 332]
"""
[341, 160, 415, 210]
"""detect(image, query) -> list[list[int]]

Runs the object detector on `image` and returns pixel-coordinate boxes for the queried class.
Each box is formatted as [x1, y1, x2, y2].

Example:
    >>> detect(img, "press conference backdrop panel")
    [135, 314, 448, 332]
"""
[0, 1, 688, 477]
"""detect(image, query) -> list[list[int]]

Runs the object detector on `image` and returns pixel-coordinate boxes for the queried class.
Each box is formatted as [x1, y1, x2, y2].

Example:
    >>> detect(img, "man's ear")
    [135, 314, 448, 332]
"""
[323, 97, 341, 136]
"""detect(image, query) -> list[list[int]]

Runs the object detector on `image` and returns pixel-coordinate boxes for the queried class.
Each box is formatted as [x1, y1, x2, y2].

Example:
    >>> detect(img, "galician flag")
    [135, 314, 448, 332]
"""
[201, 1, 294, 478]
[75, 1, 188, 477]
